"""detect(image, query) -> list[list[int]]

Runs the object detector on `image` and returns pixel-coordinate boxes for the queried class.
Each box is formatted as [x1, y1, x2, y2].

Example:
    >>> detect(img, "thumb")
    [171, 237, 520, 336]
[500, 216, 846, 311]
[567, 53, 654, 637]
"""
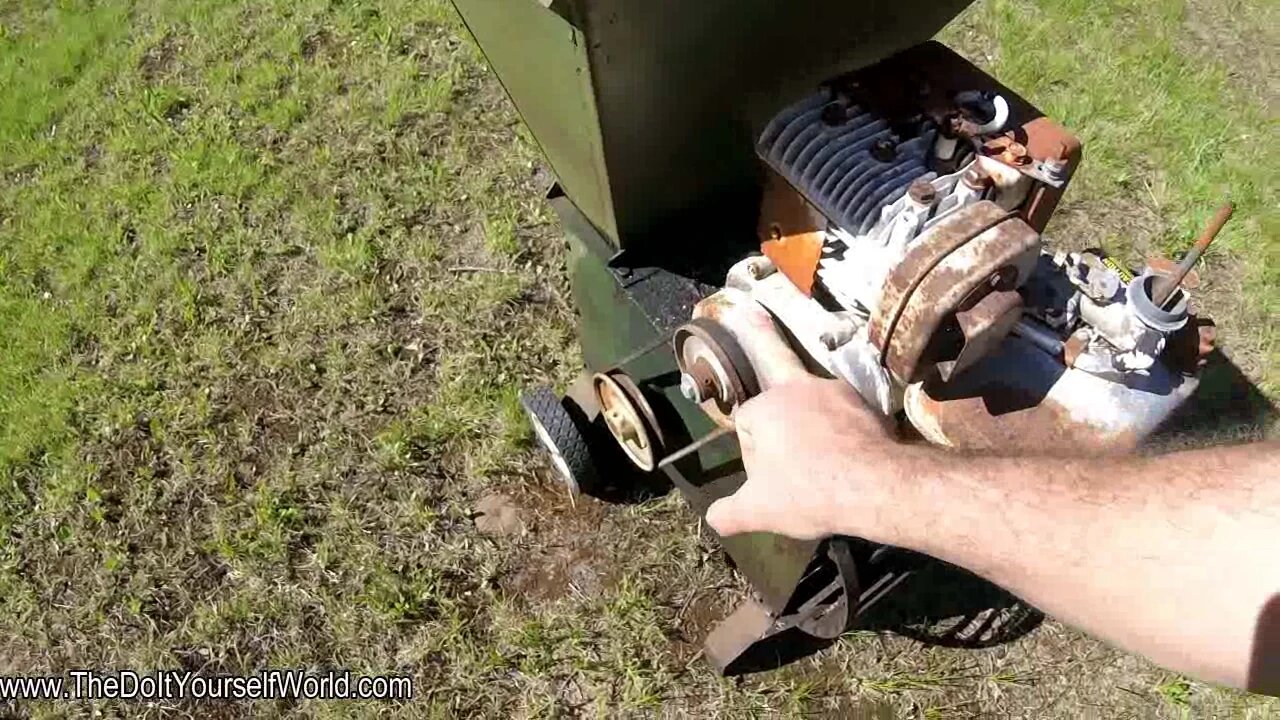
[705, 489, 758, 537]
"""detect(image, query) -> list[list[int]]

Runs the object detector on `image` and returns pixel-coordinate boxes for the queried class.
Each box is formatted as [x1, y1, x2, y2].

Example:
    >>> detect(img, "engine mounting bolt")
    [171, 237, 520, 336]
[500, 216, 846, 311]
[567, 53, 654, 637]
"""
[962, 167, 993, 190]
[908, 179, 937, 204]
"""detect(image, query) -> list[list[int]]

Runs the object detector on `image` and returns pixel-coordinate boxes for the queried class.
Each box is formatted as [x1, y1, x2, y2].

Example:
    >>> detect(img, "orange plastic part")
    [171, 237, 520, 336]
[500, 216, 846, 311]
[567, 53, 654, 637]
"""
[757, 169, 827, 296]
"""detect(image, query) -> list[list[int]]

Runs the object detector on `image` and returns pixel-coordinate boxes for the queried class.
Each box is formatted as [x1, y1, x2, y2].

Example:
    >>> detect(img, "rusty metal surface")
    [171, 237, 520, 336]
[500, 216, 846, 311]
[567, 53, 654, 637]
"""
[673, 317, 761, 423]
[904, 335, 1199, 453]
[1145, 255, 1201, 290]
[906, 381, 1141, 453]
[981, 119, 1081, 232]
[1062, 331, 1089, 368]
[869, 201, 1040, 384]
[938, 289, 1024, 382]
[758, 168, 827, 296]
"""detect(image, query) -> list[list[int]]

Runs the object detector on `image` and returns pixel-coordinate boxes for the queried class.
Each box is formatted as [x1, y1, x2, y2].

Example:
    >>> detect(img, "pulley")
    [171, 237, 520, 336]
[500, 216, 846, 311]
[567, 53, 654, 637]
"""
[592, 370, 665, 472]
[672, 317, 761, 424]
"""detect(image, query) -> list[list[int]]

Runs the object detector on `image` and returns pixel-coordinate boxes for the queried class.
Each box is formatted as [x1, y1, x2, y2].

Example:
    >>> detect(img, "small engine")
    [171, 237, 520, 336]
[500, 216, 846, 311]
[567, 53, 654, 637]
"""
[675, 43, 1216, 451]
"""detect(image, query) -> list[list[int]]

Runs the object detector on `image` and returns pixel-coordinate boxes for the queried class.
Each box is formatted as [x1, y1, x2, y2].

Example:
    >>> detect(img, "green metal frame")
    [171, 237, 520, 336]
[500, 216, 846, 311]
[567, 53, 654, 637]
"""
[453, 0, 976, 250]
[550, 190, 819, 611]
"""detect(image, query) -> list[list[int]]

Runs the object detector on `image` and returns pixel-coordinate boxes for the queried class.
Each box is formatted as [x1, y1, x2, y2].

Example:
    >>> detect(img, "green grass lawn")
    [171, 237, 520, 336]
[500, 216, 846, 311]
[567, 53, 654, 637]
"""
[0, 0, 1277, 717]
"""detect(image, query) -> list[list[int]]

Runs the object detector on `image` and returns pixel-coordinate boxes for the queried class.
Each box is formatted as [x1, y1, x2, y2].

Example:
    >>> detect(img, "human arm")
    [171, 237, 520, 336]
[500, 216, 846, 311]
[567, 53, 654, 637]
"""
[705, 376, 1280, 695]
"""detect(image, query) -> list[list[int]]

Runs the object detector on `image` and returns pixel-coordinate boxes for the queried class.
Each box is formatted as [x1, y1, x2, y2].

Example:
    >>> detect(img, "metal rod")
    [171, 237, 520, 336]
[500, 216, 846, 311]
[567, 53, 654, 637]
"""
[657, 427, 735, 469]
[1153, 201, 1234, 307]
[1012, 318, 1065, 356]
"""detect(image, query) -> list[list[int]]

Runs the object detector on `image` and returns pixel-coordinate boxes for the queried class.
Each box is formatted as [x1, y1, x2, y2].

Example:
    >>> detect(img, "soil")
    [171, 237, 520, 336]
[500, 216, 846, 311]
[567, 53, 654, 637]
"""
[500, 470, 617, 605]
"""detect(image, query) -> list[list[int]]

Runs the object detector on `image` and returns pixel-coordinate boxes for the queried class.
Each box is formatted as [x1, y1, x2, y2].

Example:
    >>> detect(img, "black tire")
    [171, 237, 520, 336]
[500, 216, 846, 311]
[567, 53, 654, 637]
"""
[520, 386, 599, 496]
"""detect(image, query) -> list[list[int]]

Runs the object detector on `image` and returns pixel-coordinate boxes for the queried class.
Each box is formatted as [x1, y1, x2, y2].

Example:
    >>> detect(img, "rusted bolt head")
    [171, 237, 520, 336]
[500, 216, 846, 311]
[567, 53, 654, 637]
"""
[962, 167, 993, 191]
[908, 179, 937, 204]
[871, 139, 897, 163]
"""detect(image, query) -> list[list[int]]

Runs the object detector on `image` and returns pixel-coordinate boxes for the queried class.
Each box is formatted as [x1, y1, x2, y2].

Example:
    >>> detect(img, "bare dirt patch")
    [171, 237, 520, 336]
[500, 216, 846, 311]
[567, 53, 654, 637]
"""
[501, 472, 618, 605]
[300, 29, 338, 61]
[666, 584, 739, 663]
[139, 33, 182, 81]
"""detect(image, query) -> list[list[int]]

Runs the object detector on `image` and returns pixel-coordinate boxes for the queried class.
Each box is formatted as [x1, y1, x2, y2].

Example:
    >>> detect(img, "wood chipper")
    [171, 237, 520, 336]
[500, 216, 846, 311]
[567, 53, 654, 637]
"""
[451, 0, 1223, 673]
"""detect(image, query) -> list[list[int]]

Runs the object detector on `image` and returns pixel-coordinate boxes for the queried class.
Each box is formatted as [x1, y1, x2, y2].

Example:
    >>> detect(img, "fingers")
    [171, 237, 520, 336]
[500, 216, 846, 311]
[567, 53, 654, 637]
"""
[731, 389, 764, 433]
[705, 488, 759, 537]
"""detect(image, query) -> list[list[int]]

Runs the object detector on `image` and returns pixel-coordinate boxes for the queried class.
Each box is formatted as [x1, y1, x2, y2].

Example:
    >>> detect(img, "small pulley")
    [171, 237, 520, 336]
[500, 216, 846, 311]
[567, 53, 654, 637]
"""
[592, 370, 666, 472]
[672, 317, 761, 424]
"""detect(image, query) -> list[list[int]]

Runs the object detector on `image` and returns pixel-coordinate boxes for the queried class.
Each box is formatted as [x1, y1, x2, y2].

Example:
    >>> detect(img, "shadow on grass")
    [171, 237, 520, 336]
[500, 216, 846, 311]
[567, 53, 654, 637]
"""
[1157, 348, 1277, 445]
[717, 548, 1044, 676]
[855, 551, 1044, 648]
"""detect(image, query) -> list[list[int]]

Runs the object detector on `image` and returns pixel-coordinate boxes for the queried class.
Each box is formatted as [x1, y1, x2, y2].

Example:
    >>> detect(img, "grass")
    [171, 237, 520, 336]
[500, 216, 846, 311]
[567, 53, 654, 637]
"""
[0, 0, 1276, 717]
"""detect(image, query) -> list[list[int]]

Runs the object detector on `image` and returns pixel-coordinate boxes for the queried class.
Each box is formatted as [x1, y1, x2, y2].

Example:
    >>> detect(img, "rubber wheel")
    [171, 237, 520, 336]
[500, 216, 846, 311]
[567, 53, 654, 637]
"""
[520, 386, 599, 496]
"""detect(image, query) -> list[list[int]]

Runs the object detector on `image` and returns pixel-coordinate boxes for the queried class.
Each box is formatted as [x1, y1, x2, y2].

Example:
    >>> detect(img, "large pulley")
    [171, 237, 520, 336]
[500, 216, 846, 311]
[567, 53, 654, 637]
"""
[672, 317, 761, 425]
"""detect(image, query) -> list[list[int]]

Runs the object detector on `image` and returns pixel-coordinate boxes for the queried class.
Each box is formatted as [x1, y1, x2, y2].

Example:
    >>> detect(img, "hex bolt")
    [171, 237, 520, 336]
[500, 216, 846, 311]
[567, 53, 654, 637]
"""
[962, 166, 993, 191]
[747, 256, 777, 280]
[679, 373, 703, 403]
[908, 179, 937, 205]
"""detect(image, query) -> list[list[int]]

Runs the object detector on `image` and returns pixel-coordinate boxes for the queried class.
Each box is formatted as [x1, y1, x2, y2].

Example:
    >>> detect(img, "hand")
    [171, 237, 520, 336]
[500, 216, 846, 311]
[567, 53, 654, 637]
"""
[705, 375, 914, 542]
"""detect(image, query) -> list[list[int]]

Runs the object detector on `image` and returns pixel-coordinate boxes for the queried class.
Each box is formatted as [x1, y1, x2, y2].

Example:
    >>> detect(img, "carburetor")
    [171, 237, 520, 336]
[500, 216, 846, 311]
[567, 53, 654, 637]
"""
[669, 42, 1219, 452]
